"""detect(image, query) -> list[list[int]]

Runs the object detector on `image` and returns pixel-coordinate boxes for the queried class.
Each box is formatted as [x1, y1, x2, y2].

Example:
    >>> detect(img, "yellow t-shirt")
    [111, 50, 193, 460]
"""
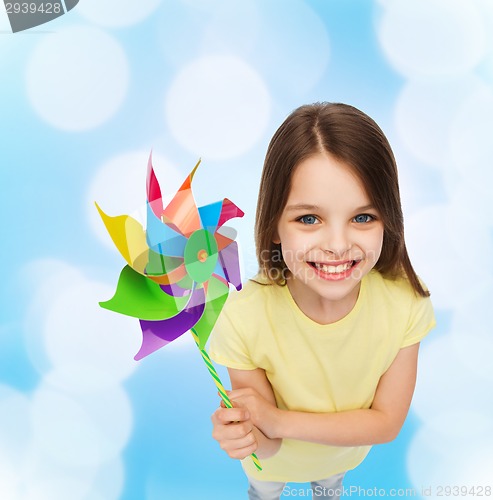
[209, 270, 436, 483]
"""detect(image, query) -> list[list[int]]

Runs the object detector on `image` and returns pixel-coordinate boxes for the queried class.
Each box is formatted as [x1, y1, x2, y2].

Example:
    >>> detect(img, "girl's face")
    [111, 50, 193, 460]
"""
[274, 153, 384, 321]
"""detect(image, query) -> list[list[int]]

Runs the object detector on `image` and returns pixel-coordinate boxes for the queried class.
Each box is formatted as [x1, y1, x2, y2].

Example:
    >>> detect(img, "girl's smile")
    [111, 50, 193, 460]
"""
[308, 259, 362, 281]
[274, 152, 384, 323]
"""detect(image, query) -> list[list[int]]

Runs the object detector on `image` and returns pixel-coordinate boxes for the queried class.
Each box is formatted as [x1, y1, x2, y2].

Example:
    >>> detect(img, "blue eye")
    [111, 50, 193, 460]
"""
[298, 215, 318, 225]
[353, 214, 374, 224]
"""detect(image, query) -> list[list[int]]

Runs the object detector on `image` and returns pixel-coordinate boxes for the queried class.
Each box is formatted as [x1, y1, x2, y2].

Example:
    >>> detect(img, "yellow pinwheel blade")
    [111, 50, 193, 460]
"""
[95, 203, 149, 274]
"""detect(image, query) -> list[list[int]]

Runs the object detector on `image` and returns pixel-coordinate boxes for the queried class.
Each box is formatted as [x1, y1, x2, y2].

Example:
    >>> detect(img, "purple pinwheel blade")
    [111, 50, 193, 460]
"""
[160, 282, 192, 297]
[135, 287, 206, 360]
[218, 240, 242, 291]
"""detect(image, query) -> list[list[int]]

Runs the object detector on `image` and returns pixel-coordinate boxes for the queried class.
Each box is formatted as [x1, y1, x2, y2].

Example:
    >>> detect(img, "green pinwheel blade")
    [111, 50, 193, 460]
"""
[193, 276, 230, 349]
[100, 265, 189, 320]
[146, 248, 183, 277]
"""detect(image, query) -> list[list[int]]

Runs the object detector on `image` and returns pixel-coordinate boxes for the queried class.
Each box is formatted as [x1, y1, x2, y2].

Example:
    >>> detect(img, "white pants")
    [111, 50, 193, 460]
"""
[247, 472, 345, 500]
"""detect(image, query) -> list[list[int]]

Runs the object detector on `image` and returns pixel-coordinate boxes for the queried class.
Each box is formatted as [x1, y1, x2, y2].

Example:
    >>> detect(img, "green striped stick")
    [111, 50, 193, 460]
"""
[191, 328, 262, 472]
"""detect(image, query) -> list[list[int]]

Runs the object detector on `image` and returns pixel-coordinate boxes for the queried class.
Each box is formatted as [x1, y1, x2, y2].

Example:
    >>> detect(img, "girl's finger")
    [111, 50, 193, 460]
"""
[228, 442, 258, 460]
[214, 406, 250, 424]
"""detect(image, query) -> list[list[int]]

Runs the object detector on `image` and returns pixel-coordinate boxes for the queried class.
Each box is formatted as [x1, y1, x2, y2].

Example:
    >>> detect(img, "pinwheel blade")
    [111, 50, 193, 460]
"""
[198, 198, 244, 233]
[147, 152, 163, 218]
[212, 259, 227, 282]
[162, 274, 195, 291]
[146, 264, 188, 285]
[161, 279, 195, 296]
[95, 203, 149, 274]
[146, 202, 187, 257]
[198, 200, 223, 231]
[193, 276, 230, 349]
[217, 198, 244, 228]
[162, 159, 202, 237]
[213, 229, 237, 252]
[135, 287, 206, 360]
[100, 265, 189, 320]
[146, 248, 183, 277]
[218, 239, 242, 291]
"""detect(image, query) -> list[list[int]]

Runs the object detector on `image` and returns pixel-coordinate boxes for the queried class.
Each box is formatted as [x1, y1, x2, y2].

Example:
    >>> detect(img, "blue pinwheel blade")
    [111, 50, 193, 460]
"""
[198, 200, 223, 231]
[146, 202, 187, 257]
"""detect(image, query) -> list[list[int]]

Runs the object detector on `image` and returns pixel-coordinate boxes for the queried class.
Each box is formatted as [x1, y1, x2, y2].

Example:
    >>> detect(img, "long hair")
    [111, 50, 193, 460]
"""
[255, 102, 429, 297]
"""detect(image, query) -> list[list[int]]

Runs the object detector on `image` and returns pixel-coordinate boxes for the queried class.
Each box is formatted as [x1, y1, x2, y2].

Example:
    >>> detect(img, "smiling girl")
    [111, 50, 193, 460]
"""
[209, 103, 435, 499]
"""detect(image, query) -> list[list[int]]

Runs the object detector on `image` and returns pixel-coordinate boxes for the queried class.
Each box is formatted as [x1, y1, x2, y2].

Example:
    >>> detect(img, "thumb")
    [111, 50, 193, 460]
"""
[229, 398, 242, 408]
[229, 399, 250, 420]
[223, 390, 239, 408]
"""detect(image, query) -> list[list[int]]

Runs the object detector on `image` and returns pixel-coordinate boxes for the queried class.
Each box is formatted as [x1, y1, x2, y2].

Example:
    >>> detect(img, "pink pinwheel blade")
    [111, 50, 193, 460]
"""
[217, 198, 244, 229]
[135, 287, 205, 360]
[147, 153, 163, 218]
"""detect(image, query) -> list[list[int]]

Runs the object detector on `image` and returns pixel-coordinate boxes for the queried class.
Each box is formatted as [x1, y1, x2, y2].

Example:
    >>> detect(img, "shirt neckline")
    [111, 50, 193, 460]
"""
[281, 273, 369, 330]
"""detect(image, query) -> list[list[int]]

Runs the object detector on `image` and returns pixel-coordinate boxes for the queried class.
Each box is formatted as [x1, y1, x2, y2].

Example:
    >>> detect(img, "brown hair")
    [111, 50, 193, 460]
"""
[254, 102, 430, 297]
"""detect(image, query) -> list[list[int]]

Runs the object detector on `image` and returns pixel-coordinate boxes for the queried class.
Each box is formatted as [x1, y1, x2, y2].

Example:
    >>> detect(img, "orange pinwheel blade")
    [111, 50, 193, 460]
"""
[162, 159, 202, 237]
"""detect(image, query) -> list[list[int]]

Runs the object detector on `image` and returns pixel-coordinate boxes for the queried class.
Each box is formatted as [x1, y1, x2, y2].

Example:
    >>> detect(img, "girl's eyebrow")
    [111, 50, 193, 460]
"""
[354, 204, 376, 212]
[285, 203, 320, 212]
[285, 203, 376, 212]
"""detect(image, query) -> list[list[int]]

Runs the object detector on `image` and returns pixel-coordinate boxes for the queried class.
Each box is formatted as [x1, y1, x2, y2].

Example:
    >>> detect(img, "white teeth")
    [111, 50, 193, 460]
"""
[314, 261, 353, 274]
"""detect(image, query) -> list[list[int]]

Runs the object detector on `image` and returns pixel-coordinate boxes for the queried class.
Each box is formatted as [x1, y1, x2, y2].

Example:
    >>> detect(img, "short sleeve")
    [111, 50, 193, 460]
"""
[401, 293, 436, 348]
[208, 309, 257, 370]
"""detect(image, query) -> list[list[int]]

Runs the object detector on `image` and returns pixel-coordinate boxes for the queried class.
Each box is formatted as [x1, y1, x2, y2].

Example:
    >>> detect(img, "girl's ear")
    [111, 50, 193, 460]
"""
[272, 232, 281, 245]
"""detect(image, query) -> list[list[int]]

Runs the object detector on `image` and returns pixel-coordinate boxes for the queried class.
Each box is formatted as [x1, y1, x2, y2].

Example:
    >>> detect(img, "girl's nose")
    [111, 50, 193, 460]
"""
[322, 227, 352, 258]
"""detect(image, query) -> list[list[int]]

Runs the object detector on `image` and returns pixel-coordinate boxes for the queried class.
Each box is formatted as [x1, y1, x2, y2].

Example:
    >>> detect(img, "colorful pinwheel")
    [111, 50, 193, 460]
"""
[96, 153, 261, 471]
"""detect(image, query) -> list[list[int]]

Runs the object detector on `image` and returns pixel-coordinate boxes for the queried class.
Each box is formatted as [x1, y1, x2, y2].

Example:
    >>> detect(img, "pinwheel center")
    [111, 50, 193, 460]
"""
[184, 229, 218, 284]
[197, 249, 208, 263]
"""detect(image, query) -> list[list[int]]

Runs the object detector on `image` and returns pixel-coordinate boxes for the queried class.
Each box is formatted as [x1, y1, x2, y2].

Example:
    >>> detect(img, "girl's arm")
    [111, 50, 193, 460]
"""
[229, 343, 420, 446]
[211, 367, 282, 459]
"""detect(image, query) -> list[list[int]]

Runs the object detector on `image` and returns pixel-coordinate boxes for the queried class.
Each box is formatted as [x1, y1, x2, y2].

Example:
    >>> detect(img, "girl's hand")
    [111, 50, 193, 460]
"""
[210, 401, 258, 460]
[227, 387, 282, 440]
